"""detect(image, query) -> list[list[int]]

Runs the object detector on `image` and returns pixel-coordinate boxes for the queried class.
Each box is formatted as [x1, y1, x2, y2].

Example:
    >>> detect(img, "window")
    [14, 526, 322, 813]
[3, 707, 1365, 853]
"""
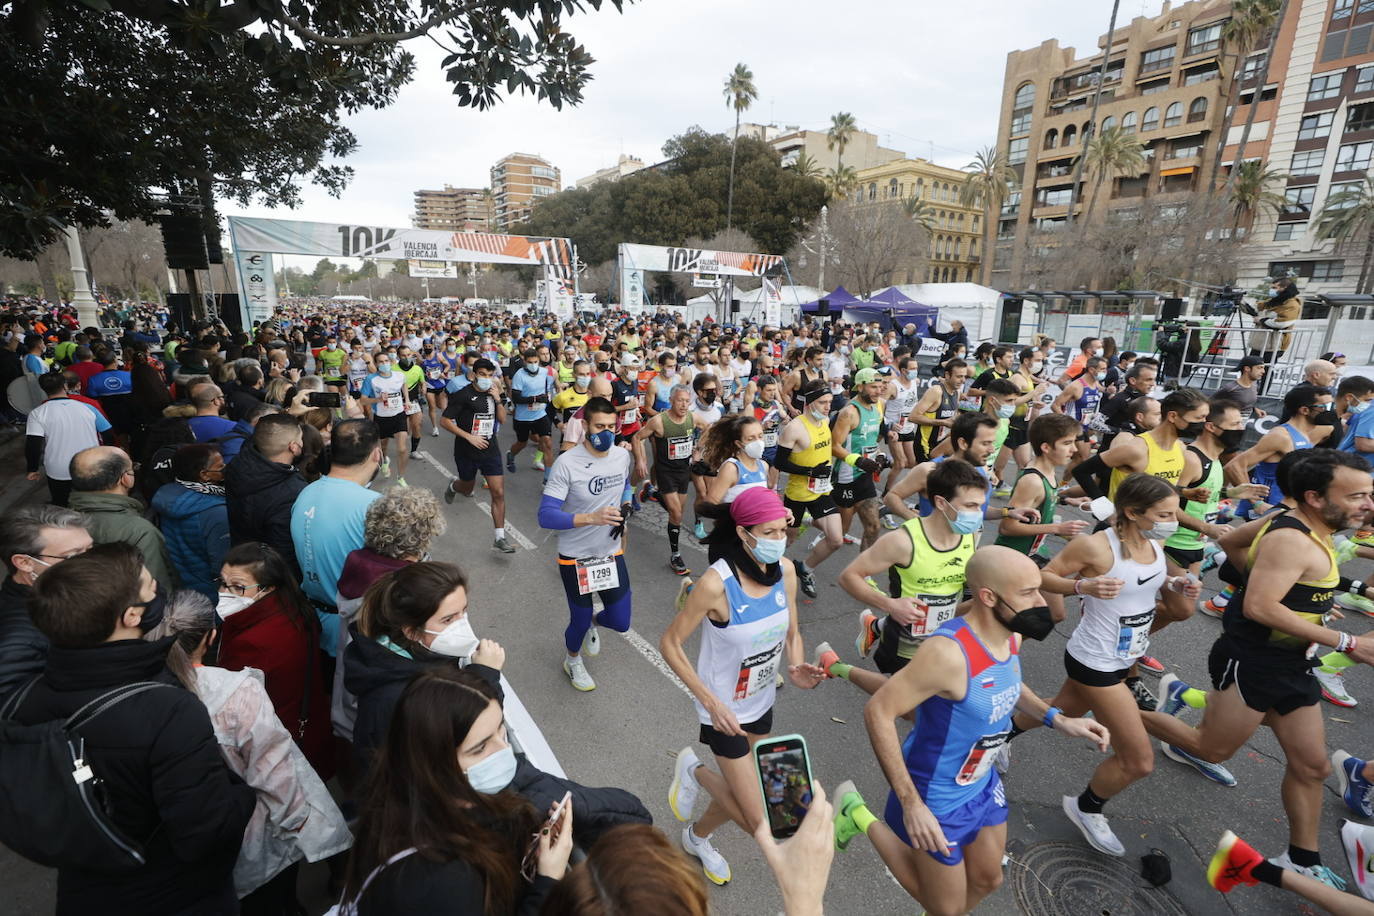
[1290, 149, 1326, 176]
[868, 182, 877, 201]
[1314, 261, 1345, 281]
[1036, 188, 1074, 207]
[1298, 110, 1335, 140]
[972, 215, 980, 232]
[952, 184, 961, 199]
[1186, 23, 1222, 56]
[1274, 222, 1306, 241]
[1011, 83, 1035, 137]
[1142, 107, 1160, 131]
[1335, 0, 1356, 19]
[1121, 111, 1138, 133]
[1141, 45, 1176, 74]
[1358, 66, 1374, 95]
[1184, 65, 1219, 85]
[1163, 102, 1183, 127]
[1309, 73, 1344, 101]
[1140, 79, 1171, 95]
[1102, 115, 1116, 131]
[1010, 110, 1032, 135]
[1063, 124, 1078, 145]
[1008, 136, 1029, 164]
[915, 178, 924, 197]
[1328, 180, 1365, 208]
[1045, 128, 1058, 148]
[1014, 82, 1035, 109]
[531, 165, 557, 179]
[1347, 102, 1374, 133]
[888, 178, 899, 198]
[1337, 141, 1374, 171]
[1242, 53, 1267, 81]
[1187, 97, 1208, 122]
[1284, 185, 1317, 215]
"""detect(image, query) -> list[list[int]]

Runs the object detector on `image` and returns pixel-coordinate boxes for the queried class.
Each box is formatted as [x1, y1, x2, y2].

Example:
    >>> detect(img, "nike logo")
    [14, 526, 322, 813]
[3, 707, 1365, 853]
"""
[1137, 573, 1160, 585]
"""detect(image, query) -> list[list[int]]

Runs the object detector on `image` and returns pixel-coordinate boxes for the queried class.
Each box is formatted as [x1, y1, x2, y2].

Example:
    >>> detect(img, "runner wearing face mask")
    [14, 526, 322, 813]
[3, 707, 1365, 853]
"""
[359, 353, 413, 485]
[831, 367, 889, 552]
[507, 348, 557, 476]
[688, 373, 724, 540]
[776, 380, 844, 599]
[750, 376, 788, 490]
[440, 359, 515, 554]
[700, 416, 772, 565]
[419, 343, 448, 438]
[396, 346, 426, 459]
[552, 361, 594, 452]
[1226, 384, 1337, 519]
[634, 386, 708, 576]
[884, 357, 924, 494]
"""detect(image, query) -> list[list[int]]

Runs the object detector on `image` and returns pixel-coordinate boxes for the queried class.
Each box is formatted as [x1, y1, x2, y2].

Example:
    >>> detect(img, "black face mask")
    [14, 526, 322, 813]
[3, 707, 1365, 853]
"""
[1216, 428, 1245, 450]
[398, 358, 413, 370]
[598, 361, 611, 372]
[1180, 420, 1206, 439]
[997, 598, 1054, 641]
[136, 587, 167, 633]
[1314, 408, 1340, 427]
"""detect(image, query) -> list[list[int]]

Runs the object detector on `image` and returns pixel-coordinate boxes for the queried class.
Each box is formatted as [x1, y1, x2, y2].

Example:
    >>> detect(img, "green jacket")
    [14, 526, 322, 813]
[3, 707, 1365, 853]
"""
[68, 491, 177, 590]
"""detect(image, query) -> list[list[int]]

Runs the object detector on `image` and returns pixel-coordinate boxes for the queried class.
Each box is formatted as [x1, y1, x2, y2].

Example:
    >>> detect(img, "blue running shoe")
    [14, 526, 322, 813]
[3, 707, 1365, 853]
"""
[1162, 743, 1237, 787]
[1158, 673, 1191, 718]
[1335, 750, 1374, 818]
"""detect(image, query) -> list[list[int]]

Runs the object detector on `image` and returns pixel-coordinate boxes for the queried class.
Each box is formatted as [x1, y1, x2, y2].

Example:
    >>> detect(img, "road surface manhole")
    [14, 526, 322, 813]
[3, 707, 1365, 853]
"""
[1010, 842, 1190, 916]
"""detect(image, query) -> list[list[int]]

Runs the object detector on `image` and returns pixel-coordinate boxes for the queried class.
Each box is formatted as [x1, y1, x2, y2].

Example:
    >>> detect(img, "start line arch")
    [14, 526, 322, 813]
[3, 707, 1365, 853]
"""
[227, 216, 577, 325]
[616, 242, 793, 325]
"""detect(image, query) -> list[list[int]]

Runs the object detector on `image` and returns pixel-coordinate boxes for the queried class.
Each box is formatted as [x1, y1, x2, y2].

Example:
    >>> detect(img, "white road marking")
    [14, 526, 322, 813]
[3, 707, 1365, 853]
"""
[414, 449, 537, 551]
[628, 501, 709, 555]
[620, 627, 693, 697]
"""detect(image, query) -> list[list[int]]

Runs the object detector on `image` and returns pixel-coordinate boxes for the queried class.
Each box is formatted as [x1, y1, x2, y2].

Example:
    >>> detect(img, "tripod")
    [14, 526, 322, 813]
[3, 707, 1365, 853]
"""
[1180, 296, 1248, 389]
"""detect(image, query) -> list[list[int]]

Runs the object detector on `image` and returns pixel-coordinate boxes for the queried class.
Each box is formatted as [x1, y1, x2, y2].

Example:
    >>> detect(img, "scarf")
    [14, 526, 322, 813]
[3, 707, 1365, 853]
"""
[177, 480, 226, 496]
[725, 542, 782, 587]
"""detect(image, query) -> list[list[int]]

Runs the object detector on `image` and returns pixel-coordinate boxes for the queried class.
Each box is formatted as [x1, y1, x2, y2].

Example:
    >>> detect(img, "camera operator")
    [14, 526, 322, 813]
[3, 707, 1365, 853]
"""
[1247, 276, 1301, 362]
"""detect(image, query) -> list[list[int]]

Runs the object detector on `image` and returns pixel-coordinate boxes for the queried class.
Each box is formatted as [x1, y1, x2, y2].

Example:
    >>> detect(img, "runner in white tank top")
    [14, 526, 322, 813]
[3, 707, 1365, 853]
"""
[1065, 526, 1165, 672]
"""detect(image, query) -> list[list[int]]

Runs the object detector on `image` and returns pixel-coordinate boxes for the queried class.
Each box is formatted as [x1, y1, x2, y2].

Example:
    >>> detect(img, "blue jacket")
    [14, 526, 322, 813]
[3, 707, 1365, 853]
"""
[152, 483, 230, 601]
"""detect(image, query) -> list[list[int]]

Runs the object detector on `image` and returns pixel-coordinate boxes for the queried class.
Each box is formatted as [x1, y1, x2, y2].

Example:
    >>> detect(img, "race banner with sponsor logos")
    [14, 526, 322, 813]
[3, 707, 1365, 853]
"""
[232, 249, 278, 327]
[408, 259, 459, 279]
[617, 243, 783, 277]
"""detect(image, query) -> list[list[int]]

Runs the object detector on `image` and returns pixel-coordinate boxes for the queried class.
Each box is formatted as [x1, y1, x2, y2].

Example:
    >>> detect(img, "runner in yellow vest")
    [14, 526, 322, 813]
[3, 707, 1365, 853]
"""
[776, 380, 843, 599]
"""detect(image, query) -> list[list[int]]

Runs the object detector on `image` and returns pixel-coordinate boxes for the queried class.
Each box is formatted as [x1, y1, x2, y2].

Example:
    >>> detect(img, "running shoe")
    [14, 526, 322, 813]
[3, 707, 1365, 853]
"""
[562, 655, 595, 692]
[505, 449, 516, 473]
[833, 779, 867, 851]
[1207, 830, 1264, 893]
[1334, 750, 1374, 819]
[693, 520, 707, 541]
[880, 511, 901, 531]
[1061, 795, 1125, 857]
[444, 481, 457, 505]
[532, 458, 545, 471]
[814, 641, 839, 676]
[640, 483, 659, 504]
[1335, 534, 1362, 565]
[1199, 597, 1226, 619]
[1353, 529, 1374, 549]
[396, 477, 408, 488]
[1341, 819, 1374, 900]
[1126, 677, 1157, 712]
[582, 626, 600, 658]
[1270, 852, 1348, 890]
[1317, 666, 1359, 708]
[993, 485, 1013, 499]
[675, 577, 694, 614]
[1337, 592, 1374, 618]
[1161, 743, 1237, 787]
[431, 427, 439, 437]
[668, 747, 701, 821]
[631, 494, 642, 512]
[1136, 654, 1165, 676]
[797, 565, 818, 599]
[1157, 673, 1191, 718]
[842, 533, 860, 546]
[682, 824, 731, 885]
[493, 537, 515, 554]
[856, 609, 881, 657]
[380, 456, 391, 478]
[669, 554, 689, 576]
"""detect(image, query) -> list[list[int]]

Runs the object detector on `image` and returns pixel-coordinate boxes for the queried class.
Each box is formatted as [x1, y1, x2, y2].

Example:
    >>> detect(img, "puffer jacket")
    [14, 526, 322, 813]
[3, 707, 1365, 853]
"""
[68, 491, 176, 590]
[0, 576, 45, 702]
[509, 755, 652, 850]
[152, 482, 230, 601]
[225, 442, 306, 575]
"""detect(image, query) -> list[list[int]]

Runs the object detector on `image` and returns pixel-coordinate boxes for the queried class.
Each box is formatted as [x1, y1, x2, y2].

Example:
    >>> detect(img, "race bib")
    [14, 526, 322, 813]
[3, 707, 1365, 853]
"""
[898, 419, 916, 434]
[575, 556, 620, 595]
[911, 593, 958, 638]
[807, 474, 833, 495]
[733, 643, 783, 700]
[427, 367, 442, 379]
[404, 400, 421, 416]
[472, 415, 495, 438]
[955, 731, 1010, 786]
[668, 436, 693, 460]
[763, 429, 779, 448]
[1115, 609, 1154, 659]
[622, 406, 639, 426]
[381, 391, 402, 412]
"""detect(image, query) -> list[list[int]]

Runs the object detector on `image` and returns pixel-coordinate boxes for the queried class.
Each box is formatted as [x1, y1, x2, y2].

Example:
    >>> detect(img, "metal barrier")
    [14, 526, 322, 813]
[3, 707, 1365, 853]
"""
[1165, 323, 1322, 398]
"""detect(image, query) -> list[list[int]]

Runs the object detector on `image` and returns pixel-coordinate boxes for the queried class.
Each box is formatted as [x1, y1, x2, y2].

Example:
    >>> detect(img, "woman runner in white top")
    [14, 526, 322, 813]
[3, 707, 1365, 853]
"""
[700, 415, 773, 564]
[1010, 473, 1203, 859]
[884, 354, 925, 486]
[660, 487, 826, 887]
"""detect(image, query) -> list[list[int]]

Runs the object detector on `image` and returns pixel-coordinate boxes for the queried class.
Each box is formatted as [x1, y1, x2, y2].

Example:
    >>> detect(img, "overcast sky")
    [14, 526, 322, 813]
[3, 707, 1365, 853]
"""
[223, 0, 1124, 231]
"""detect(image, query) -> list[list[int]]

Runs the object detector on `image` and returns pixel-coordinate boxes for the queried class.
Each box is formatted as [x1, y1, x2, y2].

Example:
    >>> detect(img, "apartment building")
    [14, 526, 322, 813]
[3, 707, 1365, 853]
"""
[574, 154, 647, 189]
[851, 158, 983, 283]
[991, 0, 1233, 288]
[1233, 0, 1374, 296]
[490, 153, 561, 231]
[737, 122, 904, 173]
[412, 185, 490, 232]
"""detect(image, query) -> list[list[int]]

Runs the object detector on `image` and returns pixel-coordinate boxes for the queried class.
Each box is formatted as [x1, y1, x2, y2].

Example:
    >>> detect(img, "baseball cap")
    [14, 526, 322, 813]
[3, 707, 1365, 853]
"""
[1237, 356, 1266, 369]
[620, 353, 643, 368]
[854, 367, 883, 385]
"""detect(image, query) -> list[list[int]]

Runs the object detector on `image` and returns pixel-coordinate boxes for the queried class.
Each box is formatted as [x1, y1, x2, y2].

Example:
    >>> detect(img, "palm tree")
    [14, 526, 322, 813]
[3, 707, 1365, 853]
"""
[1230, 0, 1288, 183]
[960, 146, 1019, 284]
[1227, 159, 1288, 229]
[722, 62, 758, 233]
[1316, 176, 1374, 292]
[824, 165, 858, 201]
[902, 196, 937, 231]
[827, 112, 858, 172]
[1208, 0, 1283, 189]
[1080, 126, 1146, 224]
[1065, 0, 1122, 228]
[790, 151, 823, 181]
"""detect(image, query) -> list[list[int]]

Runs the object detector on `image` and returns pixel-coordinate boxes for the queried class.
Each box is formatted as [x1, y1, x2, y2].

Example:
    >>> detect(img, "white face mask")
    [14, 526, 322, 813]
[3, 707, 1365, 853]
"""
[425, 616, 479, 658]
[743, 439, 766, 460]
[216, 593, 255, 618]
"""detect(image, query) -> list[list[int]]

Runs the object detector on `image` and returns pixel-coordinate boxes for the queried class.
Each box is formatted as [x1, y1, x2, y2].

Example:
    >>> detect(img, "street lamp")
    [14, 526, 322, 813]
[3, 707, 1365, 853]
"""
[798, 205, 838, 292]
[64, 226, 100, 327]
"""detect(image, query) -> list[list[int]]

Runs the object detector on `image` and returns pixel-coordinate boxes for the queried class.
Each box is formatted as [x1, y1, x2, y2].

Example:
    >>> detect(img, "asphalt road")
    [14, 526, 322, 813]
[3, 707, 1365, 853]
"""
[4, 430, 1373, 915]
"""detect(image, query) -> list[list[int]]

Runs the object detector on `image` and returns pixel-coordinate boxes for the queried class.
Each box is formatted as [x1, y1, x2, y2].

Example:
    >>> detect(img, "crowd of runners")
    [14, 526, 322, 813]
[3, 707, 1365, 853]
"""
[5, 293, 1374, 914]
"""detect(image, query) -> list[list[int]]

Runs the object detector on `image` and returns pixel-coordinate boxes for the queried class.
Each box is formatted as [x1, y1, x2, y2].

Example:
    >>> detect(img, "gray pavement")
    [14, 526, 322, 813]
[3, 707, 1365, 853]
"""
[4, 428, 1373, 914]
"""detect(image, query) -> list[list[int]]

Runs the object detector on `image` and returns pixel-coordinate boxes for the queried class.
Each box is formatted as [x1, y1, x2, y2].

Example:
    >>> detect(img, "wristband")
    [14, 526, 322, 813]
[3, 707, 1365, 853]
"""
[1043, 706, 1061, 729]
[845, 452, 859, 466]
[1353, 580, 1366, 597]
[1074, 578, 1085, 596]
[1002, 507, 1010, 519]
[1337, 631, 1352, 653]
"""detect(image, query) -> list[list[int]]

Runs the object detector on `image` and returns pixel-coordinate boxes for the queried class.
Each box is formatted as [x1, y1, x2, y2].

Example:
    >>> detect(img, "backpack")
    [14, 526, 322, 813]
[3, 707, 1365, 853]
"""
[0, 679, 173, 871]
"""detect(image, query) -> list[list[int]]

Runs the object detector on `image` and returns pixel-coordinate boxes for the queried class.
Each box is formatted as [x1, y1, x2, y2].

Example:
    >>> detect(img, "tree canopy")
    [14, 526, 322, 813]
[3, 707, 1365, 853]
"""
[0, 0, 626, 260]
[515, 128, 827, 264]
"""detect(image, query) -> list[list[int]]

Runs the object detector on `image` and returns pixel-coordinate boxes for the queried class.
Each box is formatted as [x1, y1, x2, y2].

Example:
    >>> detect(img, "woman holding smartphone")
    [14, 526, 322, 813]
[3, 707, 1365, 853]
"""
[337, 667, 573, 914]
[661, 486, 827, 886]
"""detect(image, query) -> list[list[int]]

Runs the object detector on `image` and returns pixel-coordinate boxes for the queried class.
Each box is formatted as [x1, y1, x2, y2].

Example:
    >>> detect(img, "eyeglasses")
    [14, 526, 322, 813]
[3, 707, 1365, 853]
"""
[28, 547, 89, 562]
[215, 578, 266, 596]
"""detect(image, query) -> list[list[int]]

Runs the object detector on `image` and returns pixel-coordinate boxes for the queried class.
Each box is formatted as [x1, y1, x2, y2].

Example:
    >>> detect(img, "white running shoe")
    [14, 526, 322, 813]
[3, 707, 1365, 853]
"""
[380, 456, 391, 478]
[1337, 592, 1374, 618]
[682, 823, 732, 885]
[842, 534, 860, 545]
[431, 427, 439, 437]
[583, 626, 601, 658]
[533, 458, 546, 471]
[1270, 852, 1348, 890]
[1061, 795, 1125, 857]
[1317, 666, 1358, 707]
[1340, 819, 1374, 900]
[563, 655, 595, 692]
[668, 746, 702, 821]
[809, 533, 824, 549]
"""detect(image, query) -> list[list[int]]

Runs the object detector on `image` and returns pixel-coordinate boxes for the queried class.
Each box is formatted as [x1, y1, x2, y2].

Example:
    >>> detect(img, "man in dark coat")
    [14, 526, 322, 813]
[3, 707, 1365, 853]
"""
[225, 413, 306, 573]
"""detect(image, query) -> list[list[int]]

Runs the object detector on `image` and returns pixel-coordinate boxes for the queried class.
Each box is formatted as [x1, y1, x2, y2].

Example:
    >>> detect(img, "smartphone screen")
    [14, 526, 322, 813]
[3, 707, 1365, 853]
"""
[753, 734, 813, 839]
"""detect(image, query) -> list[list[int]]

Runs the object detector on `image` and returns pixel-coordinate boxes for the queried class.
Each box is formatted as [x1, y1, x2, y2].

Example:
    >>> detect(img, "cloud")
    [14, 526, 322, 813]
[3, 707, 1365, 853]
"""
[223, 0, 1116, 230]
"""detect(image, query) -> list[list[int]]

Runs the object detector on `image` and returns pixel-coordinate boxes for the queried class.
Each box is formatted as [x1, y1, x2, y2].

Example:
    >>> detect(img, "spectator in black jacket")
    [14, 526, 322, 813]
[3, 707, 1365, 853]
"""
[11, 542, 255, 915]
[0, 506, 92, 701]
[225, 362, 266, 422]
[225, 413, 306, 572]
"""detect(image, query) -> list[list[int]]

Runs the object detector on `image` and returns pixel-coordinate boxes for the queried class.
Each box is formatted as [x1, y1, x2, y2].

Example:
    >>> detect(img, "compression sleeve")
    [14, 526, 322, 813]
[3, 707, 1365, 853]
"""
[697, 500, 731, 520]
[773, 444, 814, 476]
[538, 493, 576, 530]
[25, 435, 42, 473]
[1071, 452, 1110, 500]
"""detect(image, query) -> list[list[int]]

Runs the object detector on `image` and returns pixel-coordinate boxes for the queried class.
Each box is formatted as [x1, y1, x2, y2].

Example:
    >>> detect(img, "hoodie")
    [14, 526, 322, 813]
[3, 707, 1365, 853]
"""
[151, 482, 229, 601]
[225, 442, 306, 574]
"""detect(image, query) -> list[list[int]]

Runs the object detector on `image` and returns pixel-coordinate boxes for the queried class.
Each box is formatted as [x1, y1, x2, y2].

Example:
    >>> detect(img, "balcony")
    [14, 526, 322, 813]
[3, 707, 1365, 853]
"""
[1032, 203, 1071, 219]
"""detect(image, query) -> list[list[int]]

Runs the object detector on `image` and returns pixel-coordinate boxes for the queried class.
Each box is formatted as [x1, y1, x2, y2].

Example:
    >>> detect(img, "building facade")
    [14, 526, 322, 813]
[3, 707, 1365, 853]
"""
[738, 123, 905, 173]
[850, 158, 983, 283]
[490, 153, 561, 231]
[991, 0, 1233, 288]
[574, 154, 647, 189]
[1233, 0, 1374, 297]
[412, 185, 490, 232]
